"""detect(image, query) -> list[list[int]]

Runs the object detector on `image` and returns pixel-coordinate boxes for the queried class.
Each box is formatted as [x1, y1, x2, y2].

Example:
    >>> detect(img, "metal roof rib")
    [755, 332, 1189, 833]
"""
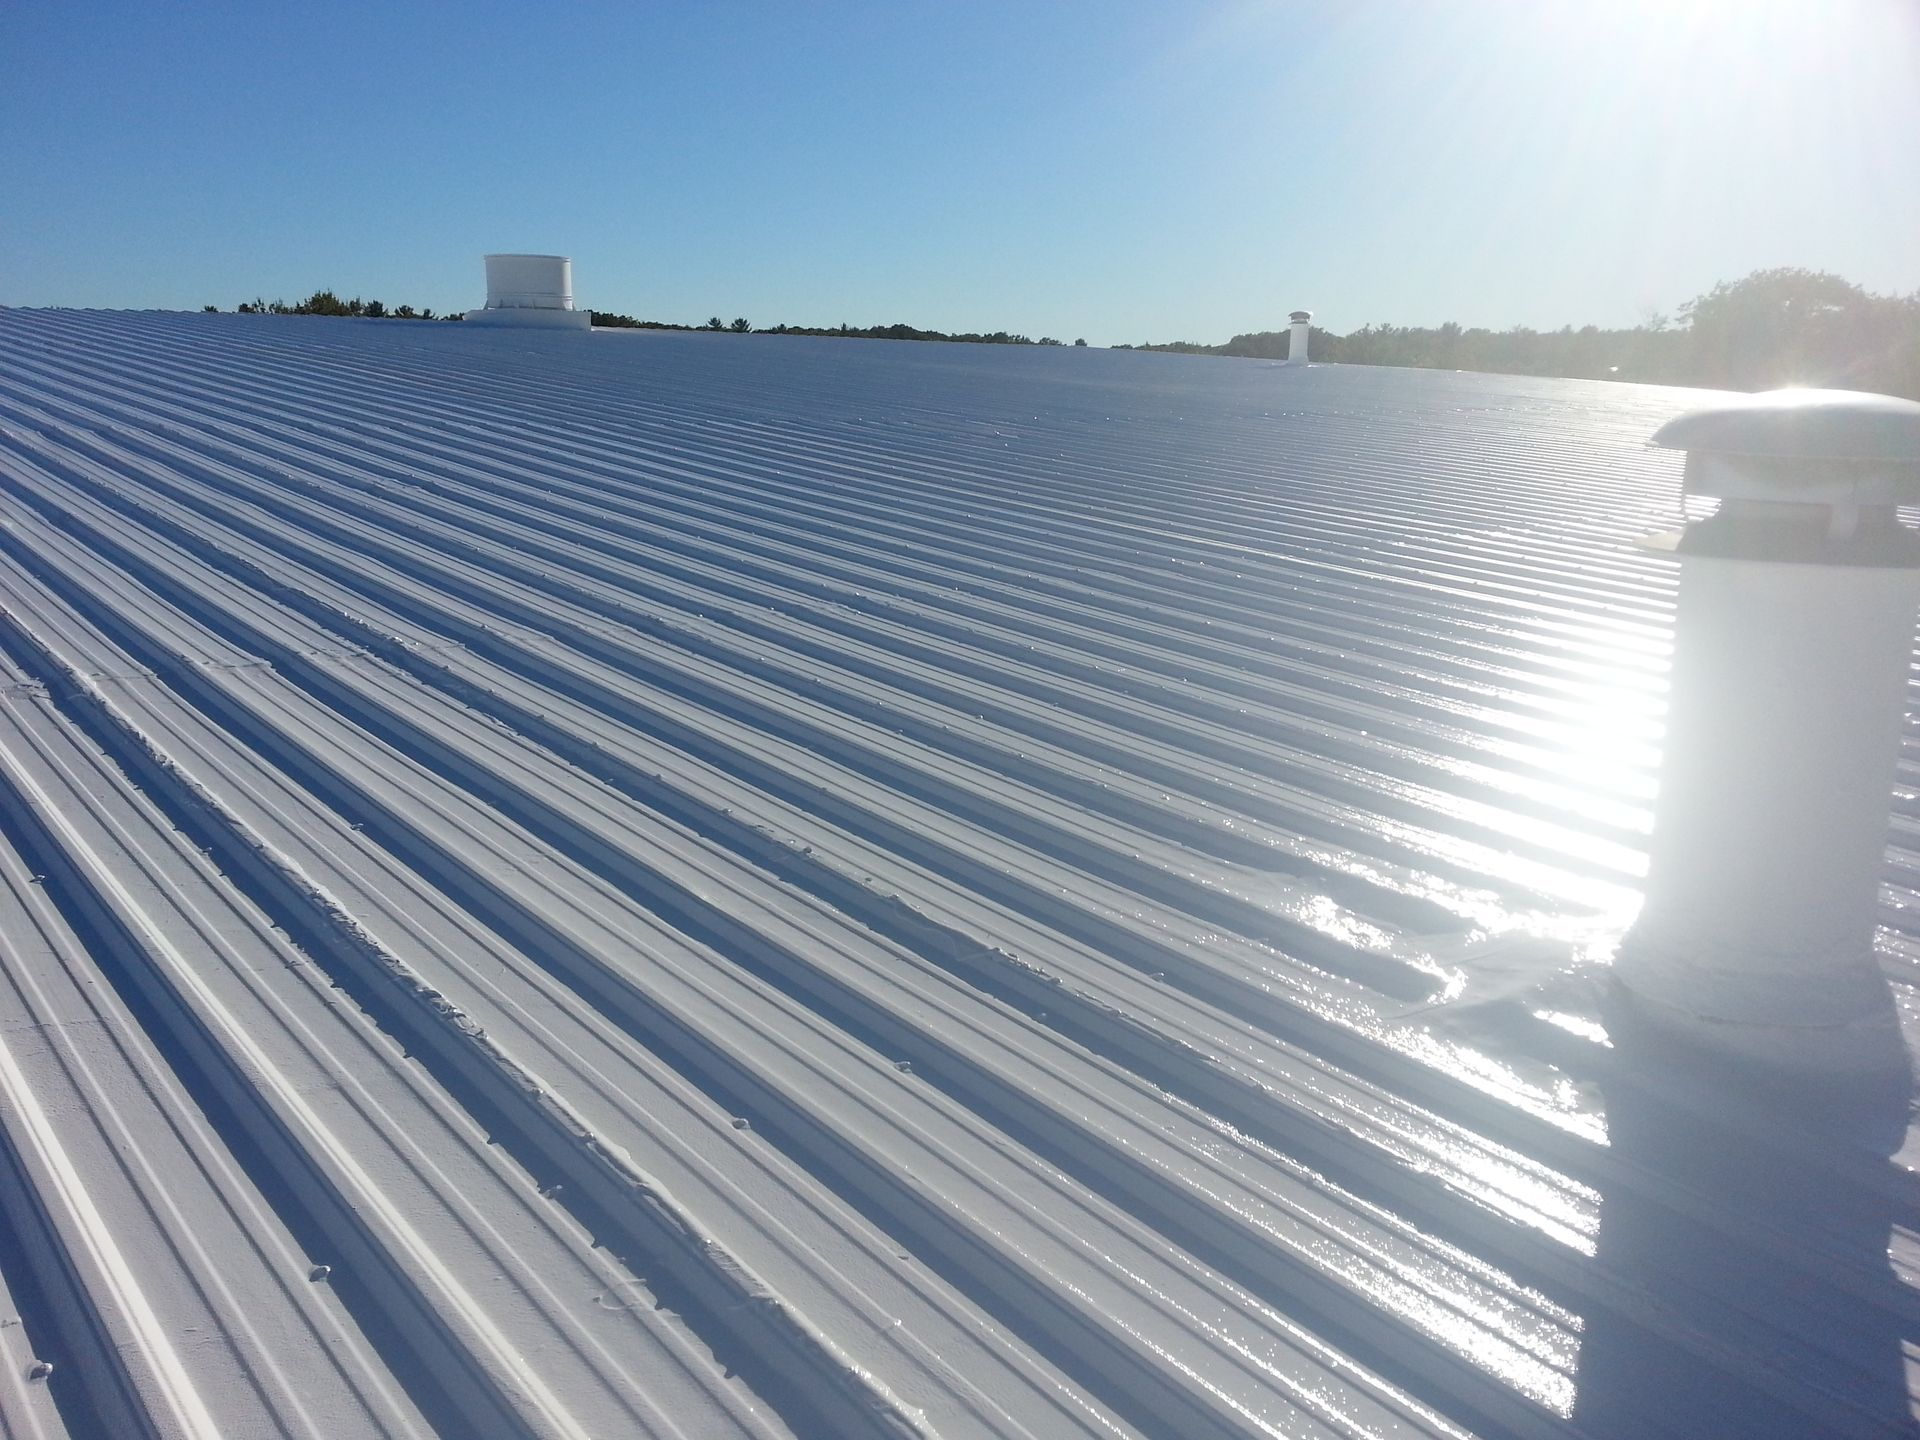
[0, 308, 1915, 1438]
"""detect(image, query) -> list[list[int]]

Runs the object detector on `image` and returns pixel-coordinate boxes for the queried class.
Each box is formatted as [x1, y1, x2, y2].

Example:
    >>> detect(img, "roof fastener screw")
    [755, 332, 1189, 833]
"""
[308, 1265, 331, 1282]
[27, 1361, 53, 1380]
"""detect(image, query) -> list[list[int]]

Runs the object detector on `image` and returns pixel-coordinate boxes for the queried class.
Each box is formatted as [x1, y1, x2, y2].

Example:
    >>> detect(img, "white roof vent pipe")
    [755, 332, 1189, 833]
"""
[1286, 310, 1312, 365]
[464, 254, 591, 330]
[1615, 388, 1920, 1072]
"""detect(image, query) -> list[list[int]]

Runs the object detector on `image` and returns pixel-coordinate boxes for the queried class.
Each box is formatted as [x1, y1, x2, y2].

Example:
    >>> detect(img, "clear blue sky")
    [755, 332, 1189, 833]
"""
[4, 0, 1916, 346]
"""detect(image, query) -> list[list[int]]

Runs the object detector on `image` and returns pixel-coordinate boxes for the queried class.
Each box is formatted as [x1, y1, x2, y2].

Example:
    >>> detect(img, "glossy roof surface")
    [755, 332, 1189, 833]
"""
[0, 308, 1914, 1439]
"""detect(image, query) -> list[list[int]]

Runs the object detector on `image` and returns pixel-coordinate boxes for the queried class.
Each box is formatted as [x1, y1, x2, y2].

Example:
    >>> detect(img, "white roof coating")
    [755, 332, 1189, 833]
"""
[0, 308, 1914, 1439]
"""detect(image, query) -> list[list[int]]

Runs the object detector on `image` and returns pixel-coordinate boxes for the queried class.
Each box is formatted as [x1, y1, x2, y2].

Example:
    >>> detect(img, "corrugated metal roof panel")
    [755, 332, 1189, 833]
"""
[0, 309, 1913, 1437]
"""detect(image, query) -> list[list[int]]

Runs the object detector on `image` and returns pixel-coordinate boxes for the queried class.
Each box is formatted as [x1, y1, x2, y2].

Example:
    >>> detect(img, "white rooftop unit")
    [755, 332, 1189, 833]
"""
[1287, 309, 1312, 365]
[464, 253, 591, 330]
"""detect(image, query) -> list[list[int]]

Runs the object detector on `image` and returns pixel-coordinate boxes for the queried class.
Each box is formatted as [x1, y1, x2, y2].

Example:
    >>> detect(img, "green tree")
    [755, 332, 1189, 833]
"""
[295, 290, 353, 317]
[729, 317, 751, 332]
[1681, 267, 1880, 390]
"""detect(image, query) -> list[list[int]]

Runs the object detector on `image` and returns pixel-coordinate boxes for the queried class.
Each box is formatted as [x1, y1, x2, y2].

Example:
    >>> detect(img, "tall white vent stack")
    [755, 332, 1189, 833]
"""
[464, 253, 591, 330]
[1282, 311, 1313, 366]
[1286, 310, 1312, 365]
[1615, 389, 1920, 1068]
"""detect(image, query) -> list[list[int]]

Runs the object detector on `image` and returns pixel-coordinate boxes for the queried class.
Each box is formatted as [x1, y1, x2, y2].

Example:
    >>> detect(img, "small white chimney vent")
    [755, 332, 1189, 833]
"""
[1286, 310, 1312, 365]
[464, 253, 591, 330]
[1615, 388, 1920, 1070]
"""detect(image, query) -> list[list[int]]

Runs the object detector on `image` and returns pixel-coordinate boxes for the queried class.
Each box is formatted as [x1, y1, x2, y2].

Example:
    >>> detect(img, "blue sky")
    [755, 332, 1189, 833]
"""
[4, 1, 1916, 346]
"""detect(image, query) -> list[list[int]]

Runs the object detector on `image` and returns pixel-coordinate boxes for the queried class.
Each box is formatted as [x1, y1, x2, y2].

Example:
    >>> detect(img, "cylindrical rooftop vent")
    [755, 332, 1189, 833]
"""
[1287, 310, 1312, 365]
[1616, 387, 1920, 1070]
[483, 254, 574, 311]
[466, 253, 591, 330]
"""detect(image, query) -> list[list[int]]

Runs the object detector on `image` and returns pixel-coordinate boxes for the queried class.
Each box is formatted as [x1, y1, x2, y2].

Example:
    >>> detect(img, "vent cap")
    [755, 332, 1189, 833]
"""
[1654, 389, 1920, 508]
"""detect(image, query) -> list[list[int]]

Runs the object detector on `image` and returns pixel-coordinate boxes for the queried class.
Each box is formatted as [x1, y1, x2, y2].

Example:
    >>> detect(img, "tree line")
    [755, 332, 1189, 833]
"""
[748, 321, 1085, 347]
[211, 293, 1089, 347]
[594, 313, 1088, 346]
[210, 269, 1918, 399]
[224, 291, 459, 320]
[1122, 269, 1920, 399]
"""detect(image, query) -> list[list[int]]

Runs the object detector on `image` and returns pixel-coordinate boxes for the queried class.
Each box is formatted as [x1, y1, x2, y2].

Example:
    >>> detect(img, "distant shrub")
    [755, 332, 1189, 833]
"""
[233, 291, 451, 321]
[589, 311, 694, 331]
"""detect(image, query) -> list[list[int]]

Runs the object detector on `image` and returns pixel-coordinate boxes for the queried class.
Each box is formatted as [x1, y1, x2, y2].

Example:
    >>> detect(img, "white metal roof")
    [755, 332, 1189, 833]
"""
[0, 309, 1913, 1438]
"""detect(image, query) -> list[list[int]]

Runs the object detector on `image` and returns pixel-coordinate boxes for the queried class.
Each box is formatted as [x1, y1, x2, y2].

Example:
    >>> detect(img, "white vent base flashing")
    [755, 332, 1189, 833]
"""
[1608, 968, 1906, 1077]
[462, 307, 592, 330]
